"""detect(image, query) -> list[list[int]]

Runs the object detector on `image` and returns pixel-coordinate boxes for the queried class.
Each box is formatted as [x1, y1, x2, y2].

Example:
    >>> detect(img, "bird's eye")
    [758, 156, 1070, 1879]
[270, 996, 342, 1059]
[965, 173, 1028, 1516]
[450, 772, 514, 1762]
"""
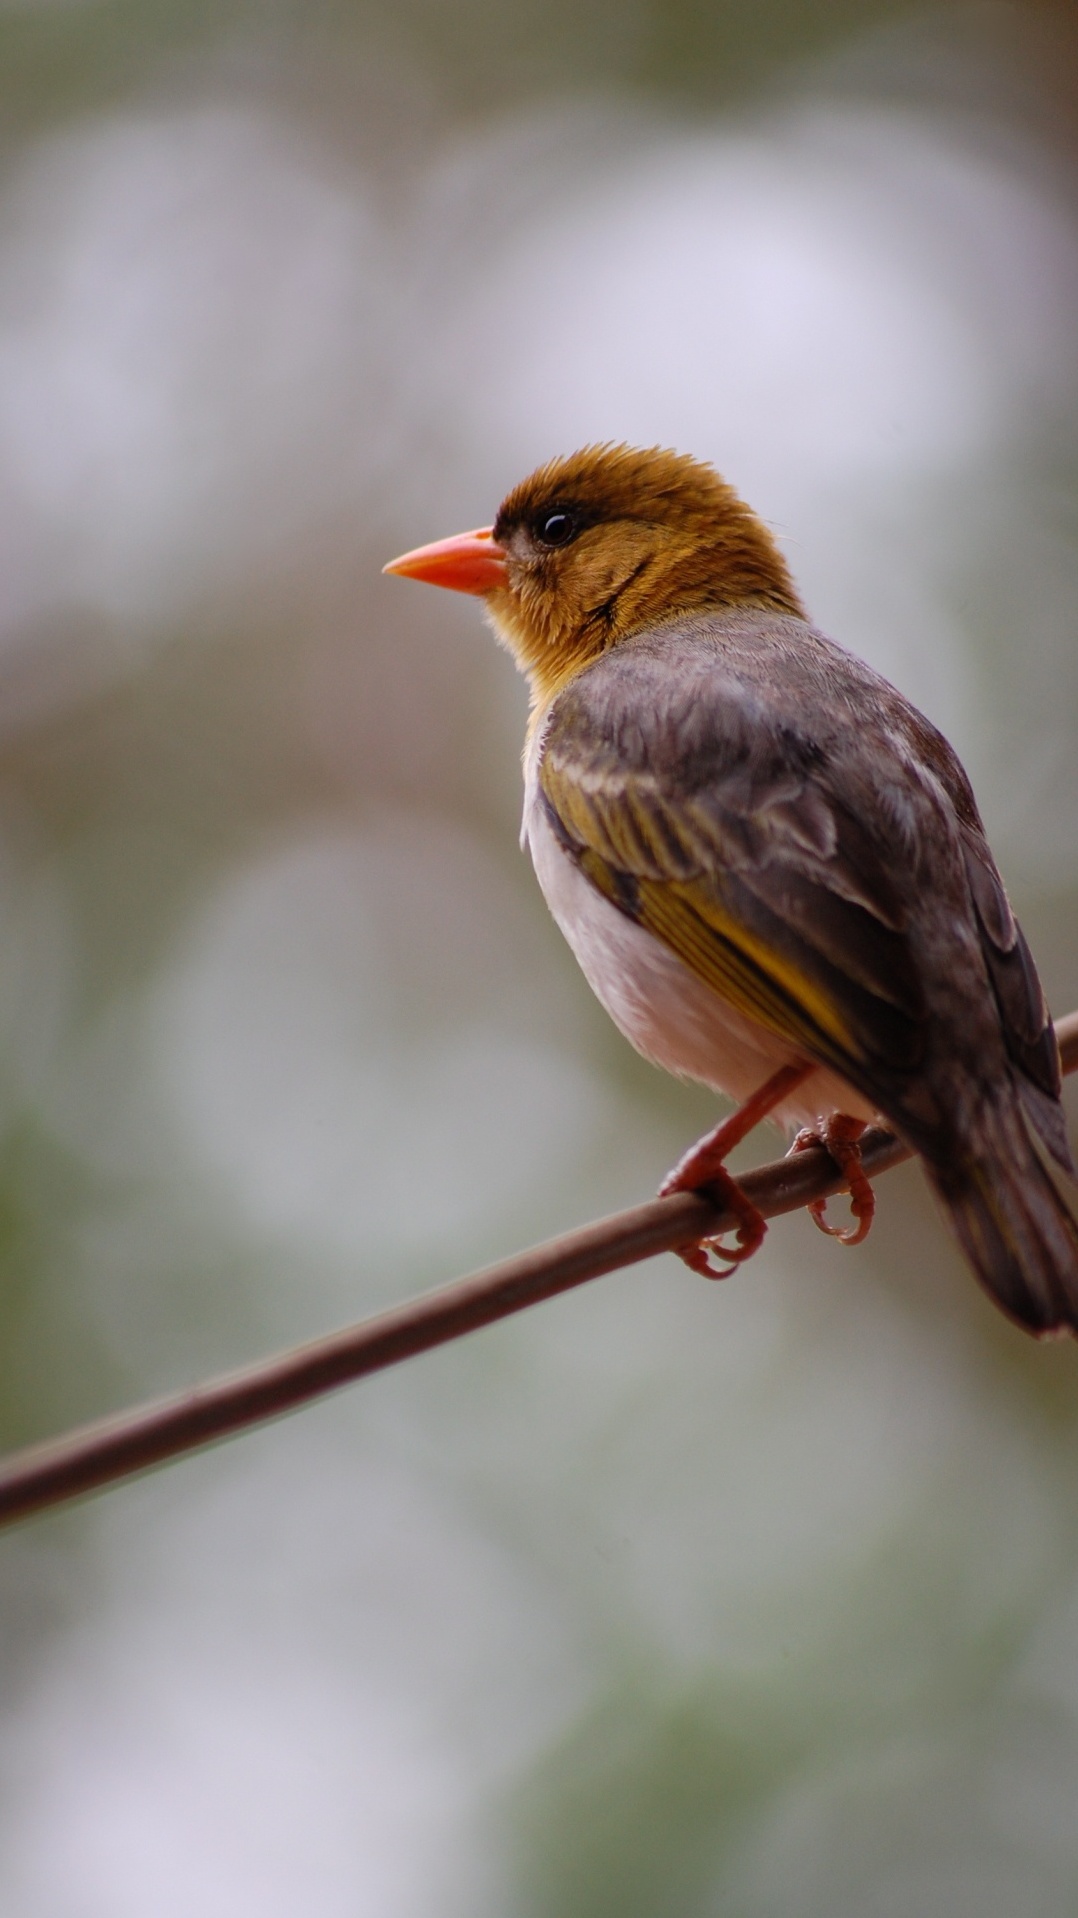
[536, 509, 577, 548]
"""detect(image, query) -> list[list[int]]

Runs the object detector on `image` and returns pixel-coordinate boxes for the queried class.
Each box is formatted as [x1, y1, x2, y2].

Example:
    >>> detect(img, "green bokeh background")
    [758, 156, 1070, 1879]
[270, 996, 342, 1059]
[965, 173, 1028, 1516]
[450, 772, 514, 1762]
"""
[0, 3, 1077, 1913]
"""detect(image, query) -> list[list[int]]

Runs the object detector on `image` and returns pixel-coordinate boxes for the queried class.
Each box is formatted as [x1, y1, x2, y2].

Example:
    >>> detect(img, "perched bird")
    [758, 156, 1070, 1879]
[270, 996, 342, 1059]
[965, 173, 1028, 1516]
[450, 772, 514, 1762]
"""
[385, 444, 1078, 1336]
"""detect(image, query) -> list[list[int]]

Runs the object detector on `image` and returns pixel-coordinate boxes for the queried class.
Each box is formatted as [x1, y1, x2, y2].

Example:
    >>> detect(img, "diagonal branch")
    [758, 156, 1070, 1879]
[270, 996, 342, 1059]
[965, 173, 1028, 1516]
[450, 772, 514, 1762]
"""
[1, 1011, 1076, 1530]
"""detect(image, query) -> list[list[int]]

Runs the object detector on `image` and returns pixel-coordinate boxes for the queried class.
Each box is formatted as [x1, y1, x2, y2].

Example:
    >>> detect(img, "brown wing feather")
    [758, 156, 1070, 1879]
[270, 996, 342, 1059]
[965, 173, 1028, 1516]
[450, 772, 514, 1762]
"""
[537, 609, 1073, 1173]
[538, 633, 932, 1105]
[960, 830, 1073, 1171]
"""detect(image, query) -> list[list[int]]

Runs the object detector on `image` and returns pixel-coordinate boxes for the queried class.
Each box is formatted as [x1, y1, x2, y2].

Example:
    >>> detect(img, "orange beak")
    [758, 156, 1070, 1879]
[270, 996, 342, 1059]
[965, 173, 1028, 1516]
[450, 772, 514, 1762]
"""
[382, 526, 508, 596]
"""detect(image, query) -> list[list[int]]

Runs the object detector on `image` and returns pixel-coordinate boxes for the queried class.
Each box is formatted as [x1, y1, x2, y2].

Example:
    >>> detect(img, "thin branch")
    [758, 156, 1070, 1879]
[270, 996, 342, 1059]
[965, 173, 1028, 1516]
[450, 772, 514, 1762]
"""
[1, 1011, 1076, 1531]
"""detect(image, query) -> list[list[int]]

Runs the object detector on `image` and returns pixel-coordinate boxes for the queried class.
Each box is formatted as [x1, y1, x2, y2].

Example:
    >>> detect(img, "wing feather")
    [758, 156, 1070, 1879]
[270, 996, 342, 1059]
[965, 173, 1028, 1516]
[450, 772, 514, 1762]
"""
[536, 612, 1069, 1171]
[538, 686, 929, 1096]
[961, 830, 1074, 1171]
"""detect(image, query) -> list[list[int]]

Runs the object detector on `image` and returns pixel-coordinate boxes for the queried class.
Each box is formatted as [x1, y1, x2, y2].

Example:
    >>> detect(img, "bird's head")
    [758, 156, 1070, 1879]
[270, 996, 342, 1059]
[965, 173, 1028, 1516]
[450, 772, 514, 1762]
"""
[384, 443, 804, 709]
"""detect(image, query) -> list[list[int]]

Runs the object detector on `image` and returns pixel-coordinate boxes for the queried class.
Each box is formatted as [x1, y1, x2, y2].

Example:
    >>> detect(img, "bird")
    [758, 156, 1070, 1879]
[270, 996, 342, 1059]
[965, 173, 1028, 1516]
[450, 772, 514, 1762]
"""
[384, 443, 1078, 1337]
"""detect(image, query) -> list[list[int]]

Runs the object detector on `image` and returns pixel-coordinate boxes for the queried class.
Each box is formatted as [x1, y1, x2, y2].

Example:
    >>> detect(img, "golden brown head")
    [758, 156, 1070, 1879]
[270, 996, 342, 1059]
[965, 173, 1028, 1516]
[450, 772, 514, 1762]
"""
[385, 443, 804, 709]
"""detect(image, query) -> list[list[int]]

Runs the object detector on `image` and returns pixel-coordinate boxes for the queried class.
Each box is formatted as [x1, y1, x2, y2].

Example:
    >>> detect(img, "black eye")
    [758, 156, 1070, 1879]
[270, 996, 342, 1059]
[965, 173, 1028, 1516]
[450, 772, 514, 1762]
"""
[536, 508, 577, 548]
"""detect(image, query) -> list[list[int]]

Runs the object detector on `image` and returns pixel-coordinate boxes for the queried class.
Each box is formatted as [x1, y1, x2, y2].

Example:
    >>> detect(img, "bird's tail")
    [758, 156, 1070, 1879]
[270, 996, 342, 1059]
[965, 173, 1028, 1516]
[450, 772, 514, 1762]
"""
[926, 1090, 1078, 1337]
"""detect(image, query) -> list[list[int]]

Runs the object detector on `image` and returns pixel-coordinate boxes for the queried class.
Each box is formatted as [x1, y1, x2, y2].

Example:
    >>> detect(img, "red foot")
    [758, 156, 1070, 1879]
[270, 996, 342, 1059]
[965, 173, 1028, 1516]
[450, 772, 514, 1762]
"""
[788, 1114, 875, 1245]
[660, 1062, 812, 1279]
[666, 1165, 768, 1279]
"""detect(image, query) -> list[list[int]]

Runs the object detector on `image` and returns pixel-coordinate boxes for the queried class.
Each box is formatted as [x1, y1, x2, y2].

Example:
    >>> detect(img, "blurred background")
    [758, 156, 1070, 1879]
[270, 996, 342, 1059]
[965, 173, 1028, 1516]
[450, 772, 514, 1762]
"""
[0, 1, 1077, 1911]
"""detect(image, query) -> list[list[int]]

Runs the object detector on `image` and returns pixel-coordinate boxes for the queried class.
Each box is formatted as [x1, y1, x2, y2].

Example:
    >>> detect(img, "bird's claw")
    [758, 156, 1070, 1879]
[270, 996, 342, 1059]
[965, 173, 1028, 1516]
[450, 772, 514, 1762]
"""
[788, 1115, 875, 1245]
[667, 1164, 768, 1279]
[660, 1062, 814, 1279]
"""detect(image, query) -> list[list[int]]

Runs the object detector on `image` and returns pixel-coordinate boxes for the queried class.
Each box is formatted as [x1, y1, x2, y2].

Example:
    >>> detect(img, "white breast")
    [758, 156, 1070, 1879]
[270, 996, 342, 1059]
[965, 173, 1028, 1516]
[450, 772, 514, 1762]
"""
[521, 745, 876, 1135]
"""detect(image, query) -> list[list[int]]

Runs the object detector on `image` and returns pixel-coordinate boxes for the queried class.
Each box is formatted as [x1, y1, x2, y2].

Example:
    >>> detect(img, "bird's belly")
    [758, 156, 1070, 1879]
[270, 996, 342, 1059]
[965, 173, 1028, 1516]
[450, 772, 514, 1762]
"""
[525, 801, 876, 1134]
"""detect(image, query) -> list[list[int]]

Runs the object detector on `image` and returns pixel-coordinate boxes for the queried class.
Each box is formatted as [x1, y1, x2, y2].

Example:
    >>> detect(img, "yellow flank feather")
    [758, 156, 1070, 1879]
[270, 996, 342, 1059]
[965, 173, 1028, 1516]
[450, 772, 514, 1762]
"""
[542, 753, 860, 1067]
[635, 877, 859, 1061]
[544, 768, 695, 880]
[574, 829, 858, 1064]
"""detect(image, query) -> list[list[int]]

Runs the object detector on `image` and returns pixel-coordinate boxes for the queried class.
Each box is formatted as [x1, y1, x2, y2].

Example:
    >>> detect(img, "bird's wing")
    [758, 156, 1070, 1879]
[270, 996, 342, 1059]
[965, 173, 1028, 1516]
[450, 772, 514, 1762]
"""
[960, 829, 1074, 1171]
[537, 637, 932, 1102]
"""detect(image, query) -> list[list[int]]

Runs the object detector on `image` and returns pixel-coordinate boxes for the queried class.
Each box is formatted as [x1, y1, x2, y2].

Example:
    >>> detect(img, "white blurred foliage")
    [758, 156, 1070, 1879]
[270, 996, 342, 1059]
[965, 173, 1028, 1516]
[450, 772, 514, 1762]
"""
[0, 1429, 580, 1918]
[0, 105, 394, 641]
[421, 1244, 1065, 1676]
[152, 817, 608, 1256]
[726, 1702, 1078, 1918]
[446, 107, 1078, 497]
[0, 836, 73, 1130]
[594, 1295, 1055, 1669]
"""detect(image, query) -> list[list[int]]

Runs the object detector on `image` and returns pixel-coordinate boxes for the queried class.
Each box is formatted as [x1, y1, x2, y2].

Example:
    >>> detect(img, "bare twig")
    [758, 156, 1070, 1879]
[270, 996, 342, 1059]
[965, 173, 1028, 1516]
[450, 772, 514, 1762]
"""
[0, 1010, 1076, 1530]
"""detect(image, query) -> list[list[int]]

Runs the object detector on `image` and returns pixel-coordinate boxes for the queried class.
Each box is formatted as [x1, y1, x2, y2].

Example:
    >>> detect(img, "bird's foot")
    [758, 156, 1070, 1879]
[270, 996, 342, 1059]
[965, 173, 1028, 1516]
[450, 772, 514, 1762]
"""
[661, 1163, 768, 1278]
[788, 1114, 875, 1245]
[660, 1062, 812, 1279]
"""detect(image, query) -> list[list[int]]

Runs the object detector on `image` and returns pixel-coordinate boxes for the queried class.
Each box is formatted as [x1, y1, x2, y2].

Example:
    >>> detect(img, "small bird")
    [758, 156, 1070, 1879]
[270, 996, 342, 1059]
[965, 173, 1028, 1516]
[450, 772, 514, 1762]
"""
[385, 444, 1078, 1336]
